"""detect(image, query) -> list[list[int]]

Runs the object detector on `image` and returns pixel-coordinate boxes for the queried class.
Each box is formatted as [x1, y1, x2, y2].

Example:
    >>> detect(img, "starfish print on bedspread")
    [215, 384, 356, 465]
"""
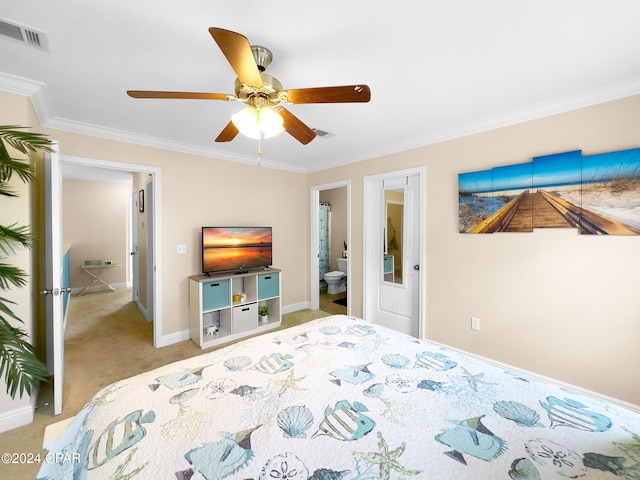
[271, 369, 307, 396]
[354, 431, 422, 480]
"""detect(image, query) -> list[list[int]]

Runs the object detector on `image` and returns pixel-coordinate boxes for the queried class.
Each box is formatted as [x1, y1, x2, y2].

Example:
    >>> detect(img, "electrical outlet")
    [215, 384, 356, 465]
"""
[471, 317, 480, 331]
[177, 244, 187, 254]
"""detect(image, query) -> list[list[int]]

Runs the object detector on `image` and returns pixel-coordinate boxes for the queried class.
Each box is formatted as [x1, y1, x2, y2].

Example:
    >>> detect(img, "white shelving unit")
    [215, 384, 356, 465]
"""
[189, 268, 281, 349]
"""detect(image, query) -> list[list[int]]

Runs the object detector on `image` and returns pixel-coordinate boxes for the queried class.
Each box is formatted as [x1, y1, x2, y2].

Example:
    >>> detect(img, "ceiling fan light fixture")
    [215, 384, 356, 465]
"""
[258, 106, 284, 138]
[231, 106, 284, 139]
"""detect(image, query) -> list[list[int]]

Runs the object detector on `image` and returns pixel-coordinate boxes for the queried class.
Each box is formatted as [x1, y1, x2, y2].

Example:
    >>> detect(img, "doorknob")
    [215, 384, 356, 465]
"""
[413, 264, 420, 271]
[41, 287, 72, 296]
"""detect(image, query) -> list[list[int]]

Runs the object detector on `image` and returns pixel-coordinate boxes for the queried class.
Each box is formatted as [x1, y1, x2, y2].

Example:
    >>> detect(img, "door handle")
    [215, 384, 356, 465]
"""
[41, 287, 72, 296]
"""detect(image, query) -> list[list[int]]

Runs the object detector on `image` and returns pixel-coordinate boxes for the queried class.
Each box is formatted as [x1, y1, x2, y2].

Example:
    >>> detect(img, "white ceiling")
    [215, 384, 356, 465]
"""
[2, 1, 640, 173]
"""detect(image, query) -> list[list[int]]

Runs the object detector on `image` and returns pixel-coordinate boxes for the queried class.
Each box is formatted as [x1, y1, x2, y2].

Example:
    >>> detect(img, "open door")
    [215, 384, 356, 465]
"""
[42, 144, 67, 415]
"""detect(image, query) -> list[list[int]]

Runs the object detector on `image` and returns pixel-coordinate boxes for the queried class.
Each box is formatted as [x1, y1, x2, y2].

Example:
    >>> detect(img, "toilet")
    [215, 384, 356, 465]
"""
[324, 258, 347, 294]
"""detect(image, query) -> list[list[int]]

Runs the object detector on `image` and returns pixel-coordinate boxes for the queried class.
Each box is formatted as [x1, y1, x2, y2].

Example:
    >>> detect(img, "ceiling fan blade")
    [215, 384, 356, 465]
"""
[209, 27, 263, 88]
[273, 106, 316, 145]
[127, 90, 234, 101]
[280, 85, 371, 104]
[215, 121, 239, 142]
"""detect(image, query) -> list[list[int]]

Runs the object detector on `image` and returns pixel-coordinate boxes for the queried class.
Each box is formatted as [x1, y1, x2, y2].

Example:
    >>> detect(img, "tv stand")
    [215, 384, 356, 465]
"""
[189, 268, 281, 349]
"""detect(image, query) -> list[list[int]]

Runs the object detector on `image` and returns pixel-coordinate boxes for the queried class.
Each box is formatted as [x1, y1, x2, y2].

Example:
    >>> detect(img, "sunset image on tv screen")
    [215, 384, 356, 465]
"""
[203, 227, 272, 273]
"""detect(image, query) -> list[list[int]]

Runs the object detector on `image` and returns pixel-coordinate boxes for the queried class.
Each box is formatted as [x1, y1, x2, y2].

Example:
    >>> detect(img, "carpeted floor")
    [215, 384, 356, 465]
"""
[0, 288, 330, 480]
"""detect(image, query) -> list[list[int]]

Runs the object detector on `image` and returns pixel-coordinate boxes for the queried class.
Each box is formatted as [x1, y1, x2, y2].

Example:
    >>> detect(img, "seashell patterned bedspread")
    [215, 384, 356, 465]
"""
[37, 315, 640, 479]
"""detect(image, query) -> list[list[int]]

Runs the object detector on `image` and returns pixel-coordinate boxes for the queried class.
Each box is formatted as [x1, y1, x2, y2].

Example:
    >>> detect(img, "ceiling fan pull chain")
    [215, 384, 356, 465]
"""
[257, 133, 263, 166]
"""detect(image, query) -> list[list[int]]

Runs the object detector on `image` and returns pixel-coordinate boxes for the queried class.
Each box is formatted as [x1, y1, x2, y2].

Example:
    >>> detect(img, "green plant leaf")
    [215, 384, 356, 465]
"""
[0, 223, 32, 256]
[0, 124, 53, 399]
[0, 318, 50, 398]
[0, 264, 28, 289]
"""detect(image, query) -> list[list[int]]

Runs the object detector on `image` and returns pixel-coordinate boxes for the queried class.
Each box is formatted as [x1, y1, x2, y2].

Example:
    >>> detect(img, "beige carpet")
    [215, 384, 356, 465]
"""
[0, 288, 330, 480]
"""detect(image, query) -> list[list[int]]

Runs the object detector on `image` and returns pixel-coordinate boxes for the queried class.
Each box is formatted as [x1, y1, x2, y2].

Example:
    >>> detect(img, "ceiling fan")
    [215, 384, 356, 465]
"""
[127, 27, 371, 145]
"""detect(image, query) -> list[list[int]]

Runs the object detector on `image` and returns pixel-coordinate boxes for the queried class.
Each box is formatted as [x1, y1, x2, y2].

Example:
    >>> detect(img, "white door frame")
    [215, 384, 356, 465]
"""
[131, 189, 140, 304]
[44, 144, 64, 415]
[60, 154, 163, 347]
[363, 166, 425, 338]
[310, 180, 351, 313]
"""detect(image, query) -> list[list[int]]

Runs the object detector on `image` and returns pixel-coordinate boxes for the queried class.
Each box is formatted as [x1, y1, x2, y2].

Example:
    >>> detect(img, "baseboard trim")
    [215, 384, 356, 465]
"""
[158, 302, 312, 347]
[0, 404, 34, 433]
[282, 301, 310, 314]
[158, 329, 190, 347]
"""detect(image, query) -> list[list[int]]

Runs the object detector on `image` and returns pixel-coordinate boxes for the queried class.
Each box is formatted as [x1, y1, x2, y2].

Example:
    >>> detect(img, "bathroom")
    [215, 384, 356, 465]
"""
[319, 186, 347, 314]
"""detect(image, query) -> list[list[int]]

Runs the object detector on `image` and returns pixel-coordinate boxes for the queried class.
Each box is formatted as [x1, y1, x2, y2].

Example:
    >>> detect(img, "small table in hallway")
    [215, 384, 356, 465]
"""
[79, 261, 121, 295]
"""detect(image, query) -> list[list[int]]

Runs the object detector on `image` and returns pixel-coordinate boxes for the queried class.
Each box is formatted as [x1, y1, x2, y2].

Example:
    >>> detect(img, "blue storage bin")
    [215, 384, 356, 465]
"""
[258, 273, 279, 299]
[202, 279, 230, 310]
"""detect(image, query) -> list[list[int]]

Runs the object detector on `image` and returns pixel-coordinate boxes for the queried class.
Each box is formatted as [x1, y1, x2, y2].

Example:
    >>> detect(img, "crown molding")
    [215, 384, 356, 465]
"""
[3, 71, 640, 174]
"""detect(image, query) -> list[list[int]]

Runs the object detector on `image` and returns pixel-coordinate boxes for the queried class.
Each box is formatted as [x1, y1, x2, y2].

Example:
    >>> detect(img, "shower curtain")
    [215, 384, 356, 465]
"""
[319, 203, 330, 279]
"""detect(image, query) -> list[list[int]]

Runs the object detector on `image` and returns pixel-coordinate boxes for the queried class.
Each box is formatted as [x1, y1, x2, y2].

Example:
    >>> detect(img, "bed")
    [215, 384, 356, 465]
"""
[37, 314, 640, 479]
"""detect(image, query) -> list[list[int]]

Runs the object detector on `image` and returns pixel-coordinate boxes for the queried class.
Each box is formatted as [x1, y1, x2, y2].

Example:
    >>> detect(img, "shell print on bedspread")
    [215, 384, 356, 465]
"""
[508, 458, 541, 480]
[309, 468, 351, 480]
[330, 364, 375, 385]
[223, 355, 251, 371]
[277, 405, 314, 438]
[87, 409, 156, 470]
[274, 331, 310, 344]
[169, 388, 200, 404]
[259, 452, 309, 480]
[176, 425, 261, 480]
[313, 400, 376, 441]
[385, 374, 418, 393]
[524, 438, 586, 478]
[364, 383, 384, 398]
[204, 378, 237, 400]
[540, 396, 612, 432]
[252, 353, 294, 374]
[435, 415, 506, 465]
[414, 352, 457, 371]
[320, 325, 341, 335]
[493, 401, 543, 427]
[381, 353, 410, 369]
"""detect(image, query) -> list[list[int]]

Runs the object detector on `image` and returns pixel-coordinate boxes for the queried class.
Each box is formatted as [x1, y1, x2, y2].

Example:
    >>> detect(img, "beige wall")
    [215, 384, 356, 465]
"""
[0, 92, 33, 418]
[23, 98, 310, 340]
[62, 179, 131, 290]
[309, 94, 640, 405]
[3, 89, 639, 410]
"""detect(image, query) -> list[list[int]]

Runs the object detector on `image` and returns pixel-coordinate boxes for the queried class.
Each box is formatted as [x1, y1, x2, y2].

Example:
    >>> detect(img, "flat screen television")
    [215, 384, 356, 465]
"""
[202, 226, 273, 275]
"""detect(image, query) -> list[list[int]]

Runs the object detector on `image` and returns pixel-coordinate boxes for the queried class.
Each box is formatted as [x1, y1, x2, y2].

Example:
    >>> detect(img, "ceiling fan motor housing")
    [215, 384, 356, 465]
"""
[234, 73, 282, 107]
[251, 45, 272, 72]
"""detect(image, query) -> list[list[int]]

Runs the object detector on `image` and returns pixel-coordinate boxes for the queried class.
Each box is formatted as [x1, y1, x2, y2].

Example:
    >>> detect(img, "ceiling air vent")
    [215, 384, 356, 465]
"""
[0, 18, 48, 50]
[312, 128, 335, 140]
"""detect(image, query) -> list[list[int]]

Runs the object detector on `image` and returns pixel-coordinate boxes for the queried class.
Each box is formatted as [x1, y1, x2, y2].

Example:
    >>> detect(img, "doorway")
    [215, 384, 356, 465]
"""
[60, 155, 162, 345]
[363, 167, 425, 337]
[310, 181, 350, 314]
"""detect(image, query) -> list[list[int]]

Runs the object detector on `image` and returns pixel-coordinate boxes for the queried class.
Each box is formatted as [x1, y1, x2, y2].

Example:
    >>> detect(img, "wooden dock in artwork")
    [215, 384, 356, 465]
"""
[468, 190, 640, 234]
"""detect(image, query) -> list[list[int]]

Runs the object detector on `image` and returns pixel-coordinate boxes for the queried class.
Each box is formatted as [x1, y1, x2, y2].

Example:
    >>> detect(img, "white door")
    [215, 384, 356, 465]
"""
[43, 144, 66, 415]
[364, 169, 423, 337]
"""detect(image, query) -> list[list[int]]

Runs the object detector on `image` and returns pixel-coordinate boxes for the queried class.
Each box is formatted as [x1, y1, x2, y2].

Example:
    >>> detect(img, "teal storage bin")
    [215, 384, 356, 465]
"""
[258, 273, 279, 299]
[384, 256, 393, 274]
[202, 279, 230, 310]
